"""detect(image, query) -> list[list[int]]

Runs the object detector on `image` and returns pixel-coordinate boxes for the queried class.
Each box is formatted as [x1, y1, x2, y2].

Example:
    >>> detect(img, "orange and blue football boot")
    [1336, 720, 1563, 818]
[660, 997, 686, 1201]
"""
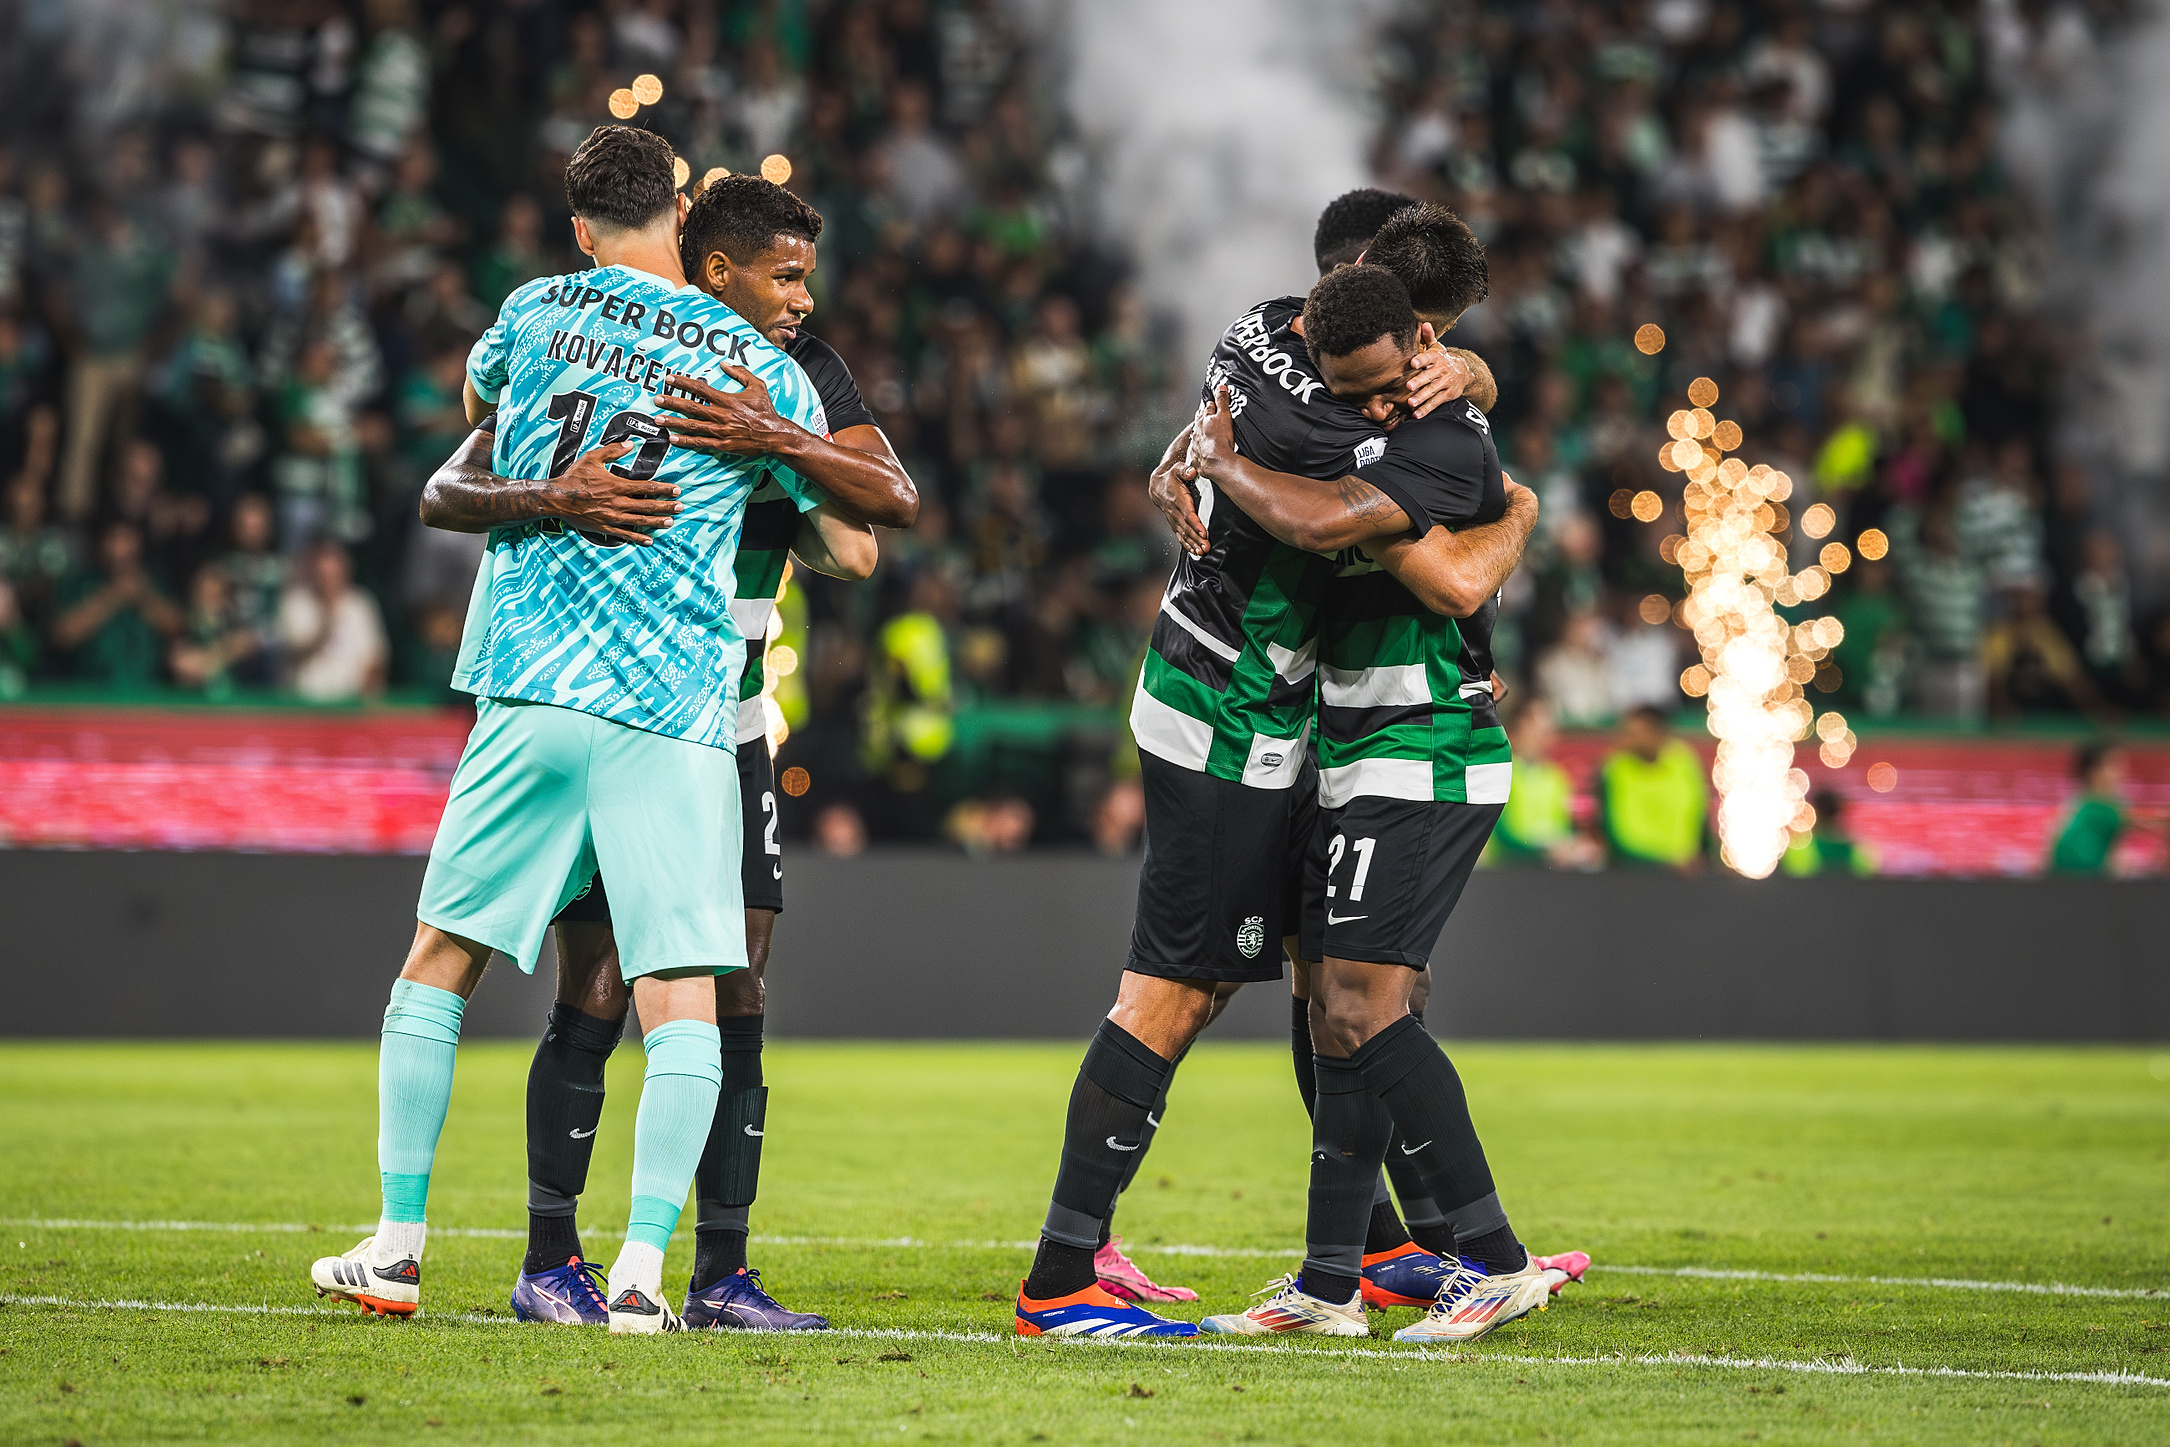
[1014, 1280, 1200, 1338]
[1360, 1241, 1463, 1307]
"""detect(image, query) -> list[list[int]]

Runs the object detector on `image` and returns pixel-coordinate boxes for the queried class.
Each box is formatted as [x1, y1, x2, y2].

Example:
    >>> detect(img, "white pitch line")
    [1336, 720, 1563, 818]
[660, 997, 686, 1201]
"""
[7, 1218, 2166, 1301]
[4, 1294, 2165, 1391]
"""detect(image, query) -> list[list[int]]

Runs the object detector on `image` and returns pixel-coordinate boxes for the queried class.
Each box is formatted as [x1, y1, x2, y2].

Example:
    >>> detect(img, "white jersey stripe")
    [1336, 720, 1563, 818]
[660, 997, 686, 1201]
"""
[1129, 681, 1214, 771]
[1319, 756, 1432, 809]
[1320, 662, 1430, 709]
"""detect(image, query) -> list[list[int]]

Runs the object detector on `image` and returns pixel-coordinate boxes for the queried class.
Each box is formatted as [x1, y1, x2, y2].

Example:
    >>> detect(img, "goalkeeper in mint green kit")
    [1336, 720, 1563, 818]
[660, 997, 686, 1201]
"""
[309, 125, 828, 1334]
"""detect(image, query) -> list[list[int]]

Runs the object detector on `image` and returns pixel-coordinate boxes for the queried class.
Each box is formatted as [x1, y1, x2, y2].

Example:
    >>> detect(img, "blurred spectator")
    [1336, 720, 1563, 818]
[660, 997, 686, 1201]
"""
[1781, 789, 1878, 877]
[813, 802, 869, 858]
[0, 464, 75, 628]
[277, 540, 386, 701]
[49, 520, 184, 686]
[1983, 582, 2102, 721]
[1488, 698, 1600, 869]
[0, 577, 35, 697]
[1598, 705, 1708, 870]
[1896, 505, 1986, 721]
[272, 335, 369, 551]
[1536, 606, 1615, 728]
[2048, 742, 2128, 875]
[169, 563, 268, 695]
[56, 199, 175, 522]
[944, 794, 1035, 856]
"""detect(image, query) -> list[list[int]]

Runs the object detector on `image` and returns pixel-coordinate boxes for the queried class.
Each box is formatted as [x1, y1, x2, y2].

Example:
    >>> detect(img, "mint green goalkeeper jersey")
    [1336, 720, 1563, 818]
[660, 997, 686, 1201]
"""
[456, 264, 827, 750]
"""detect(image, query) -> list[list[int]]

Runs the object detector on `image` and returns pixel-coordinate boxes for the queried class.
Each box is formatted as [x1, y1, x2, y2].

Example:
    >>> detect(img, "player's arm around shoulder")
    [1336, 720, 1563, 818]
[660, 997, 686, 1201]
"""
[1185, 385, 1413, 554]
[791, 502, 878, 580]
[1368, 477, 1538, 619]
[418, 412, 681, 547]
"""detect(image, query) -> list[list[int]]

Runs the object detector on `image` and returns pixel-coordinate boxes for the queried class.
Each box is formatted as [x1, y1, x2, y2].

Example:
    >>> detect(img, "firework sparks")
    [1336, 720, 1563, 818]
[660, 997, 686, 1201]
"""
[1663, 372, 1852, 878]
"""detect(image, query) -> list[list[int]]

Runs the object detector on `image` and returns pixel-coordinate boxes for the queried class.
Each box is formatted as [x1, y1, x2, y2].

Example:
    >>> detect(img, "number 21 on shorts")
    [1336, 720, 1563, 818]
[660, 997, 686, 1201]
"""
[1325, 834, 1377, 900]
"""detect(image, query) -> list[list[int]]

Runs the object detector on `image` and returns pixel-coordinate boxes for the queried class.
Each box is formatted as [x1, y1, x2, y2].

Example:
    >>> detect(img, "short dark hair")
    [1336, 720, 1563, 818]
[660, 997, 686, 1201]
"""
[1312, 187, 1417, 273]
[1301, 264, 1417, 365]
[681, 173, 824, 279]
[1626, 703, 1669, 728]
[563, 125, 678, 232]
[1365, 203, 1489, 321]
[2075, 739, 2120, 781]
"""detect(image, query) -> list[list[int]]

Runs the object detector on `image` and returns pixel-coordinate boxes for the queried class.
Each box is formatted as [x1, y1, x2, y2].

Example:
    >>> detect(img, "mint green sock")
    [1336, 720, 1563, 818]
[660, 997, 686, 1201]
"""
[378, 979, 466, 1225]
[625, 1019, 723, 1251]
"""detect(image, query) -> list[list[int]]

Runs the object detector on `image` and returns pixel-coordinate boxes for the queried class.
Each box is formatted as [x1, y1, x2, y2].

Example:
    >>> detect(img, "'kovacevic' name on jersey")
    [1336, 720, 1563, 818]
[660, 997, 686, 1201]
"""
[457, 264, 826, 750]
[1130, 296, 1389, 789]
[1316, 397, 1511, 808]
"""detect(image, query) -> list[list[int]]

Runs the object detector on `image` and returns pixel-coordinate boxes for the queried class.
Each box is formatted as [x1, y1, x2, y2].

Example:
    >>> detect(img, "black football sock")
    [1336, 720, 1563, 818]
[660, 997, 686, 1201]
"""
[1349, 1017, 1522, 1270]
[1290, 994, 1317, 1118]
[1446, 1190, 1526, 1273]
[525, 1212, 581, 1276]
[1025, 1021, 1174, 1300]
[1383, 1005, 1446, 1239]
[524, 1003, 624, 1273]
[1300, 1053, 1393, 1306]
[1364, 1175, 1413, 1256]
[1103, 1045, 1185, 1243]
[690, 1014, 766, 1289]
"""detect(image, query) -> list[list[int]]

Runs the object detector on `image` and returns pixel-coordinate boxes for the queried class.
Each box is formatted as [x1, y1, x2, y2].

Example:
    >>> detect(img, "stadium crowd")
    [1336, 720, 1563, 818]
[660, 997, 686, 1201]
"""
[0, 0, 2147, 856]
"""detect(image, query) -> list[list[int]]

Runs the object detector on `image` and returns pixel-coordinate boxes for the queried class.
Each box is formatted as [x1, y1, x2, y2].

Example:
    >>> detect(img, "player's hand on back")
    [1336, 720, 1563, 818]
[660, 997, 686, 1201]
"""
[657, 366, 793, 456]
[1149, 421, 1209, 557]
[543, 438, 680, 547]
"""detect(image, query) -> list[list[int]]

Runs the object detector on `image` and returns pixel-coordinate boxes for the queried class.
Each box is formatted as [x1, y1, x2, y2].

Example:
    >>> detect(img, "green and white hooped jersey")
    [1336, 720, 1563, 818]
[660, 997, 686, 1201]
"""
[1314, 561, 1511, 808]
[1129, 296, 1383, 788]
[1313, 400, 1512, 809]
[729, 477, 801, 745]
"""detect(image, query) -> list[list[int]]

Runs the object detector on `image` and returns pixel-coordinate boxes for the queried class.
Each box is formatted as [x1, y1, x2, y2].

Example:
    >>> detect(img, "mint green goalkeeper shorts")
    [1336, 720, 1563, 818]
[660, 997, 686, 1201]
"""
[416, 698, 746, 980]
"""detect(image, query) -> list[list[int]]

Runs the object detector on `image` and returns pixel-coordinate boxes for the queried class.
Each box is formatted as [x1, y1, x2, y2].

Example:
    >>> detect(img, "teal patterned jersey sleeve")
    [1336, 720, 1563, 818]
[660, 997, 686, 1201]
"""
[763, 352, 830, 515]
[465, 296, 516, 405]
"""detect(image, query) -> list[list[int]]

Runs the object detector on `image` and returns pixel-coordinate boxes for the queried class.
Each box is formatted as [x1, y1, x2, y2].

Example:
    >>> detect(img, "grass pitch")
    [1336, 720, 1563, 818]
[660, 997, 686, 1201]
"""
[2, 1039, 2167, 1444]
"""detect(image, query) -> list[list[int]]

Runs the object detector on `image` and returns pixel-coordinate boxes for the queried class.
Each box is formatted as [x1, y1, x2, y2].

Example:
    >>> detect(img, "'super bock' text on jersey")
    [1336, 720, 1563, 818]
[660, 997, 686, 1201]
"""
[457, 264, 826, 749]
[1131, 296, 1390, 788]
[1316, 396, 1511, 808]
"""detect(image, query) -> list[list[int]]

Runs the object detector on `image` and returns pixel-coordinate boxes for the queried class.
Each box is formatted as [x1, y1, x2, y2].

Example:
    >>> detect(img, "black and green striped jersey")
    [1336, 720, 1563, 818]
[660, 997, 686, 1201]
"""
[1316, 397, 1511, 807]
[1131, 296, 1391, 788]
[731, 333, 875, 745]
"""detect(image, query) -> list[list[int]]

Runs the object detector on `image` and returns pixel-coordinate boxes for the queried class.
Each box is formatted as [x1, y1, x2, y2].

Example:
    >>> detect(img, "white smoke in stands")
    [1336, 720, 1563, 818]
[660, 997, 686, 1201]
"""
[1051, 0, 1388, 369]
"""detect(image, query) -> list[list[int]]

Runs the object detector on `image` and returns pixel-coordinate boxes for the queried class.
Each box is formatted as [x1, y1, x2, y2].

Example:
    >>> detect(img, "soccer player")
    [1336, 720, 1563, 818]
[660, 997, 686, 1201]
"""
[308, 125, 835, 1335]
[1183, 257, 1558, 1343]
[1090, 191, 1509, 1311]
[416, 175, 916, 1330]
[1012, 218, 1537, 1341]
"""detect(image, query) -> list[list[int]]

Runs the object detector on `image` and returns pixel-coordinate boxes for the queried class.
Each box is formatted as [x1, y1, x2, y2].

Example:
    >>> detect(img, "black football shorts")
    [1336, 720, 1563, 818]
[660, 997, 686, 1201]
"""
[1127, 751, 1315, 983]
[1298, 797, 1502, 968]
[551, 741, 785, 926]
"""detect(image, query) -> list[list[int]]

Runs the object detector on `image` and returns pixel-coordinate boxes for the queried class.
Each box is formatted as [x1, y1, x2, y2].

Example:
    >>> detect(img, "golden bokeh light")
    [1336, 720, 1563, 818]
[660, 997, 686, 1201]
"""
[1857, 527, 1889, 561]
[781, 766, 811, 797]
[1659, 533, 1684, 565]
[1821, 541, 1852, 573]
[768, 644, 800, 678]
[608, 88, 640, 119]
[1630, 490, 1663, 523]
[1866, 761, 1898, 793]
[671, 155, 690, 190]
[1671, 411, 1851, 878]
[1609, 488, 1635, 519]
[1688, 377, 1720, 408]
[1800, 503, 1835, 539]
[1639, 593, 1673, 625]
[700, 166, 731, 192]
[631, 73, 665, 106]
[760, 154, 793, 184]
[1635, 323, 1666, 354]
